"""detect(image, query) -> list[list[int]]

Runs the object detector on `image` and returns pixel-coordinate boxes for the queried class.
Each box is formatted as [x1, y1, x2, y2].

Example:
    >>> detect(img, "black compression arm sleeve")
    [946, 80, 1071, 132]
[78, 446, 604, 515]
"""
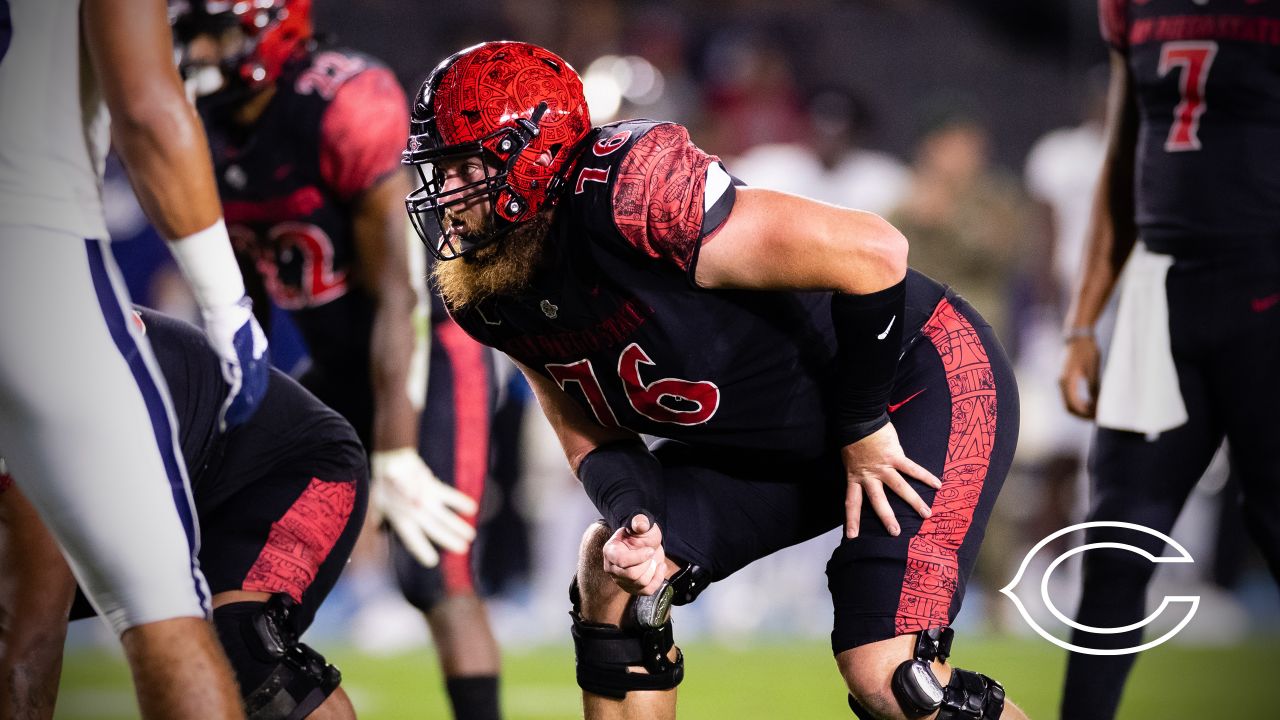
[577, 439, 665, 531]
[830, 277, 906, 447]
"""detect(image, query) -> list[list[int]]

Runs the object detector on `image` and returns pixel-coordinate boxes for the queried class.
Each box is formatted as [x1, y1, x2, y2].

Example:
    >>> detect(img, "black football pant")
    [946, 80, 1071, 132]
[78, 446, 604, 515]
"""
[1062, 241, 1280, 719]
[656, 286, 1020, 653]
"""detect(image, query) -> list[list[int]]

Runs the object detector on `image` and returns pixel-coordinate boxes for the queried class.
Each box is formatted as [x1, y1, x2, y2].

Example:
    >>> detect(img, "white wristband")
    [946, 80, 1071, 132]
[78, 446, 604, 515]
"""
[167, 218, 247, 311]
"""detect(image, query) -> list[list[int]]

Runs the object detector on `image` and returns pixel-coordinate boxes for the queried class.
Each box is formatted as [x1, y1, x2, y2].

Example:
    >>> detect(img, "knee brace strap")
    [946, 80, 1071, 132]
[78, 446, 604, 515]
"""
[888, 628, 1004, 720]
[570, 615, 683, 699]
[215, 596, 342, 720]
[847, 693, 875, 719]
[569, 578, 684, 698]
[938, 668, 1005, 720]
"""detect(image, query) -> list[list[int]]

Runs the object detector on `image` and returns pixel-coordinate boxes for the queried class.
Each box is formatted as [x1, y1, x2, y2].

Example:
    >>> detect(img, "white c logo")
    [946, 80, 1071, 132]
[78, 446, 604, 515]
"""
[1000, 521, 1200, 656]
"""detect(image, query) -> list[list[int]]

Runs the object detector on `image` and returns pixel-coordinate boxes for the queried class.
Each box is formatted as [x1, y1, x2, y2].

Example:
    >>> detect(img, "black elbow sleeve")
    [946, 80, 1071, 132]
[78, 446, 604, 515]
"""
[577, 440, 665, 531]
[830, 277, 906, 447]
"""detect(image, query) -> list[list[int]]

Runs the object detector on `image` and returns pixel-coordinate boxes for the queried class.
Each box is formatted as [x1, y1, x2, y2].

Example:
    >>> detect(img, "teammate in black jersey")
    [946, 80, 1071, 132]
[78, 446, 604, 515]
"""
[0, 308, 366, 719]
[403, 41, 1027, 720]
[1058, 2, 1280, 718]
[170, 4, 504, 717]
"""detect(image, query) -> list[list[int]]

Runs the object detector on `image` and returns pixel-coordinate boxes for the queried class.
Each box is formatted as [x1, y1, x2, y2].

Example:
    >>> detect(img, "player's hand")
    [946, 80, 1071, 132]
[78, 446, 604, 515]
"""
[1059, 335, 1100, 419]
[202, 296, 269, 431]
[840, 422, 941, 539]
[602, 514, 667, 596]
[370, 448, 477, 568]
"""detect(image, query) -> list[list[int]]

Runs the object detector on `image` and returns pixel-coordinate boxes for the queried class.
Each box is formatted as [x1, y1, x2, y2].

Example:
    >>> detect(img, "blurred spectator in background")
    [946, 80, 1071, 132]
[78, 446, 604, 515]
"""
[889, 107, 1035, 350]
[732, 88, 910, 216]
[700, 34, 809, 156]
[888, 105, 1039, 633]
[1015, 66, 1109, 560]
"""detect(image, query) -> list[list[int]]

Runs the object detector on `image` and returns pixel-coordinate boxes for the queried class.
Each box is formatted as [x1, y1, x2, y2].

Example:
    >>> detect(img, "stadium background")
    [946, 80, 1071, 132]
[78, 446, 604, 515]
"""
[65, 1, 1276, 717]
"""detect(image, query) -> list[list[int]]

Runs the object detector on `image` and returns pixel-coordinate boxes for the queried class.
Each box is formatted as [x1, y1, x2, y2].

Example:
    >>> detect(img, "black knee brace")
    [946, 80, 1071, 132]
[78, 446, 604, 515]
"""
[213, 595, 342, 720]
[568, 573, 694, 699]
[879, 628, 1004, 720]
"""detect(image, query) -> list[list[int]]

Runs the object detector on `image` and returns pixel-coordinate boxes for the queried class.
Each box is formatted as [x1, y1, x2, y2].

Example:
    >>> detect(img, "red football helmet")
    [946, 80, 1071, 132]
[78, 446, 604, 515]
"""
[403, 41, 592, 261]
[170, 0, 312, 89]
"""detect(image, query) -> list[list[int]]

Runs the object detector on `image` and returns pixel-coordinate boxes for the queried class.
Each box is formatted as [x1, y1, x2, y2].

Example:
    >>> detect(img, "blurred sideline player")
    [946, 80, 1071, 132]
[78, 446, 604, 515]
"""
[0, 1, 269, 717]
[404, 41, 1027, 720]
[1058, 1, 1280, 718]
[0, 308, 367, 719]
[168, 3, 503, 717]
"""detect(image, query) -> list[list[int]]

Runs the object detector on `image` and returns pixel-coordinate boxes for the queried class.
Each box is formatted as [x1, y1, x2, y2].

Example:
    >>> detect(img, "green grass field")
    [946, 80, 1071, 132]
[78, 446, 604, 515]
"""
[54, 636, 1268, 719]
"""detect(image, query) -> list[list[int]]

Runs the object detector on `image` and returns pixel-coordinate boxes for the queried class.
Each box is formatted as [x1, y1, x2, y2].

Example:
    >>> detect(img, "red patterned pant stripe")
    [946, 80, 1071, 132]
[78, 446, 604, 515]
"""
[437, 318, 490, 595]
[894, 298, 999, 635]
[243, 477, 357, 602]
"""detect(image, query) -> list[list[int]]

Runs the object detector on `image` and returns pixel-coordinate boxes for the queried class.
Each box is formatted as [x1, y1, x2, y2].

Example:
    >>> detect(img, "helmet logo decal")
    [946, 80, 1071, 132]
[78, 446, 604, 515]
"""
[402, 41, 593, 261]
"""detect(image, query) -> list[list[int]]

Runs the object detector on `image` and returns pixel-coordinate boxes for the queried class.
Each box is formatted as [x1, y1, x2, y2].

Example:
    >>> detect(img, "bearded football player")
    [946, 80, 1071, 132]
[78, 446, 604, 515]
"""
[169, 3, 503, 717]
[404, 41, 1028, 720]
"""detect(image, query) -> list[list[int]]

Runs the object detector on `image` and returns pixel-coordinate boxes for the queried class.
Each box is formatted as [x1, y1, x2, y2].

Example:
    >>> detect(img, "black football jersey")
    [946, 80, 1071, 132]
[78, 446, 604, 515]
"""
[199, 48, 408, 377]
[1101, 0, 1280, 241]
[449, 120, 945, 462]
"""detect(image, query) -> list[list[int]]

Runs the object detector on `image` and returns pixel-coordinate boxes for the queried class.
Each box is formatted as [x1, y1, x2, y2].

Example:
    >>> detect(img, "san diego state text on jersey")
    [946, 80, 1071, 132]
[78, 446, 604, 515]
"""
[449, 120, 948, 462]
[1101, 0, 1280, 239]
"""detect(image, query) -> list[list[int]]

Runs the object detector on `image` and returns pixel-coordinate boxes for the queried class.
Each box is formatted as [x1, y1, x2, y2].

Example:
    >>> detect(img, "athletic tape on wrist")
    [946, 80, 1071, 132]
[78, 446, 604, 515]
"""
[168, 218, 248, 311]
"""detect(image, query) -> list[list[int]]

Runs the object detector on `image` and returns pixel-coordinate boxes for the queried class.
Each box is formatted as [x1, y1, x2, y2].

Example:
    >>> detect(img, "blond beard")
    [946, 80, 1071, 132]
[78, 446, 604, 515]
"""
[432, 216, 550, 308]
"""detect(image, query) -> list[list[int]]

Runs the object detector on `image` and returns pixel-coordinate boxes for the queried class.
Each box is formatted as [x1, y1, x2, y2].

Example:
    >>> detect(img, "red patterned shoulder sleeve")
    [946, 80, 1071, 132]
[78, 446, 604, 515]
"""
[1098, 0, 1128, 52]
[611, 123, 718, 272]
[319, 66, 409, 201]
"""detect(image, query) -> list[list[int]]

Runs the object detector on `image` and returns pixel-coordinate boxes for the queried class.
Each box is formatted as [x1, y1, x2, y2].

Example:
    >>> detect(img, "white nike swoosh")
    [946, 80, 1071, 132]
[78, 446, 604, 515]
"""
[877, 315, 896, 340]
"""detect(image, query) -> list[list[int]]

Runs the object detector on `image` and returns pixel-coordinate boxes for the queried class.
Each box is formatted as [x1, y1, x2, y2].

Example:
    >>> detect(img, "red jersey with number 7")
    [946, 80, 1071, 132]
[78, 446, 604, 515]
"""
[1099, 0, 1280, 241]
[447, 120, 948, 461]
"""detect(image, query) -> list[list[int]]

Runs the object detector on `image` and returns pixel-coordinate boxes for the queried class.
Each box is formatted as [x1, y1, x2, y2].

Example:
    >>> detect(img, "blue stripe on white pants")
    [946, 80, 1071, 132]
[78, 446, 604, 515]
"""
[0, 230, 209, 633]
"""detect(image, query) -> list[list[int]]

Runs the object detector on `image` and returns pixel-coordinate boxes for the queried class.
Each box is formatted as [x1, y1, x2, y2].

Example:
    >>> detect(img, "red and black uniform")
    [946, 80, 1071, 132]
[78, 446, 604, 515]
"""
[449, 120, 1020, 652]
[1066, 4, 1280, 718]
[1101, 0, 1280, 242]
[198, 48, 495, 609]
[71, 307, 367, 641]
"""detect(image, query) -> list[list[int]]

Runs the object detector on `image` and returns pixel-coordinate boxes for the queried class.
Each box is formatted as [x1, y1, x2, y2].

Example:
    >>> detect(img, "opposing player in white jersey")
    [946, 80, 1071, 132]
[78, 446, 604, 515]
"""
[0, 1, 267, 718]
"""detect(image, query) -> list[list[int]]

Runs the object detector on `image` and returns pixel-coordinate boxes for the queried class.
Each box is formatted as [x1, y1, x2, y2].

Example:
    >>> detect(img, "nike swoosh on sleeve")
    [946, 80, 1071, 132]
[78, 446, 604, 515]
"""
[888, 388, 926, 413]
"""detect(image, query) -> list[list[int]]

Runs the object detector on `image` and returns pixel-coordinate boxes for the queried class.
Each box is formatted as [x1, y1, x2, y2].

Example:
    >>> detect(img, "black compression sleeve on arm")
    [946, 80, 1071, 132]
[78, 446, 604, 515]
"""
[577, 439, 665, 531]
[830, 277, 906, 447]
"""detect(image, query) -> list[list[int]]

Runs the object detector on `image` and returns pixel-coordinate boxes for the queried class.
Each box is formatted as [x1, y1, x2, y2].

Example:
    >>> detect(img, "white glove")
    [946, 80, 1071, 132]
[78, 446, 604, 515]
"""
[203, 296, 270, 431]
[370, 448, 478, 568]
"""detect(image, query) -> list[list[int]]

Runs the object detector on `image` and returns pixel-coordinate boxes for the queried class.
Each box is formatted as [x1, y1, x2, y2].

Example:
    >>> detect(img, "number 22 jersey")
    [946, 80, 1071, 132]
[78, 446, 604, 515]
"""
[198, 48, 408, 378]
